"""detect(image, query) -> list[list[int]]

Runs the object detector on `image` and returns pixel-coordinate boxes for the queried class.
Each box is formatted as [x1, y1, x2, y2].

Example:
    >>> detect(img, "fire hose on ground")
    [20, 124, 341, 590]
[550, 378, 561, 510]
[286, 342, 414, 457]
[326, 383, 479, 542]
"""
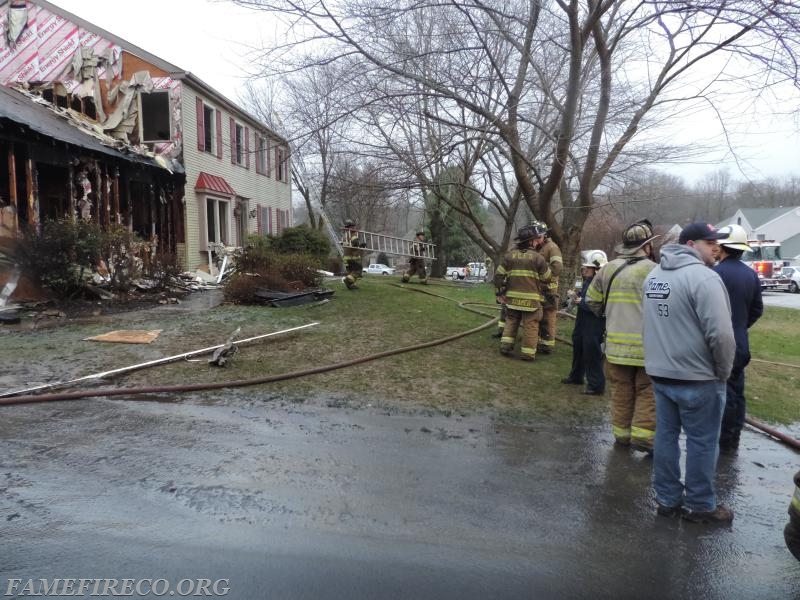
[3, 282, 798, 452]
[0, 285, 497, 407]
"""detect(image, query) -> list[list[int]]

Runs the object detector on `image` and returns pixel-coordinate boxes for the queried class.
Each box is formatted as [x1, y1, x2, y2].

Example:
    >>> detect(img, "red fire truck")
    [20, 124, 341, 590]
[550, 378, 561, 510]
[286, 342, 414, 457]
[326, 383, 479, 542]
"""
[741, 238, 792, 290]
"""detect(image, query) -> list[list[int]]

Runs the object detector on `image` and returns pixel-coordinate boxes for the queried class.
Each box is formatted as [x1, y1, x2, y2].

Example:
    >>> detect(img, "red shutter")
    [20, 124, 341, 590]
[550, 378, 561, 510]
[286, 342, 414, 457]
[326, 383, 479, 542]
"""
[216, 110, 223, 158]
[196, 98, 204, 151]
[266, 138, 271, 178]
[230, 117, 236, 164]
[268, 207, 273, 235]
[245, 127, 250, 169]
[254, 134, 261, 174]
[256, 204, 262, 234]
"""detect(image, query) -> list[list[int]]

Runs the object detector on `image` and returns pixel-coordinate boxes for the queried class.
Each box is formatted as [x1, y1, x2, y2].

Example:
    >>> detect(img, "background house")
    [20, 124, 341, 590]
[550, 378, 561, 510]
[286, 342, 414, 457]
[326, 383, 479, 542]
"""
[0, 0, 292, 271]
[716, 206, 800, 261]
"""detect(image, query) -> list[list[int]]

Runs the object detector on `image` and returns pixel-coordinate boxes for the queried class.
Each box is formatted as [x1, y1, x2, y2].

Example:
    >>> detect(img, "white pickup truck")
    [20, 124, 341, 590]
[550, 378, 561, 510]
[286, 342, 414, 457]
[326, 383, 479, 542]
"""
[446, 262, 488, 281]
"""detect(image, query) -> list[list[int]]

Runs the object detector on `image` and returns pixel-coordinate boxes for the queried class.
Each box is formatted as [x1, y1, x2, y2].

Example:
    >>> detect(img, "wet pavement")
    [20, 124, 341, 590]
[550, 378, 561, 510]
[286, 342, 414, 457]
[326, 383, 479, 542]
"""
[1, 395, 798, 599]
[761, 290, 800, 310]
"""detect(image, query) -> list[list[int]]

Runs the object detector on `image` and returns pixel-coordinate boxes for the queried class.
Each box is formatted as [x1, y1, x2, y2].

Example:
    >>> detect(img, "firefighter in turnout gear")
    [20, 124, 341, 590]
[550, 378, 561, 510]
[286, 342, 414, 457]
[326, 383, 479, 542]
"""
[537, 223, 563, 354]
[342, 219, 365, 290]
[402, 231, 428, 284]
[494, 224, 552, 361]
[586, 219, 659, 452]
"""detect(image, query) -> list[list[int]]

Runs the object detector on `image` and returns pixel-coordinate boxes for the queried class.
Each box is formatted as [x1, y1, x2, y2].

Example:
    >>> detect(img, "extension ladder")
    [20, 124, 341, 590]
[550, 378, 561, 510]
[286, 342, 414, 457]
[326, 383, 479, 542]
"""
[342, 229, 436, 260]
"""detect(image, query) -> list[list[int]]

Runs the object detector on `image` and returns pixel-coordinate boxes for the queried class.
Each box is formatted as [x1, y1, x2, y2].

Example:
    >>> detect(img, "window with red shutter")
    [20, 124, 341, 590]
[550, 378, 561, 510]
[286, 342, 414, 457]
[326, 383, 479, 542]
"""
[230, 117, 236, 164]
[196, 97, 204, 151]
[215, 110, 222, 158]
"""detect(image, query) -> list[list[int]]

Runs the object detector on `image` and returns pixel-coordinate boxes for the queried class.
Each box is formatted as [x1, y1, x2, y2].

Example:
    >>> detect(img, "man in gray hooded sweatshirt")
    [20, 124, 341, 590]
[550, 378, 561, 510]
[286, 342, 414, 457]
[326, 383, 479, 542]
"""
[642, 222, 736, 524]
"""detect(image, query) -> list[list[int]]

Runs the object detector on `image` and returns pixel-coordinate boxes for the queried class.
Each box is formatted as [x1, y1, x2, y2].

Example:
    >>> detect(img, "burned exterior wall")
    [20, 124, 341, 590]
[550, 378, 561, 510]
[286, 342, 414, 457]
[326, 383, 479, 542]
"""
[1, 125, 184, 253]
[0, 2, 182, 163]
[0, 2, 186, 256]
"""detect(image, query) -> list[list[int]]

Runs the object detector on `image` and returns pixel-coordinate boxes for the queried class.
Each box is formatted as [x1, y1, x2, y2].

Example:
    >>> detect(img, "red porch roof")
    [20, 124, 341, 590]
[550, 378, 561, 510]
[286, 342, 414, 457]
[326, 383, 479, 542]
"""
[194, 172, 236, 196]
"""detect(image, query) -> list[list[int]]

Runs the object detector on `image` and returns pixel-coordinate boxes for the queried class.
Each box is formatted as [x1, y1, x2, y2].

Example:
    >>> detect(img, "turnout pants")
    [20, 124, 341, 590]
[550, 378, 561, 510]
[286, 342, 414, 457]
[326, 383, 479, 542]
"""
[606, 362, 655, 449]
[403, 259, 427, 282]
[501, 308, 542, 359]
[539, 293, 559, 349]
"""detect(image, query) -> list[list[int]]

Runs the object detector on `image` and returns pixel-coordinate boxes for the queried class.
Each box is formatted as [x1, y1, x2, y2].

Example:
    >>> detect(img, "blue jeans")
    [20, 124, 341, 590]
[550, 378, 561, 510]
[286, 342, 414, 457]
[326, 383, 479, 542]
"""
[652, 379, 726, 512]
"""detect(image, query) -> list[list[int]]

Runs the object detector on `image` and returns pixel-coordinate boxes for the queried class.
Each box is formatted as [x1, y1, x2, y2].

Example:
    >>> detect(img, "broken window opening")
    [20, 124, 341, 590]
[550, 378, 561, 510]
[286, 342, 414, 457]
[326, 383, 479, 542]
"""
[82, 97, 97, 120]
[68, 95, 97, 120]
[140, 91, 171, 143]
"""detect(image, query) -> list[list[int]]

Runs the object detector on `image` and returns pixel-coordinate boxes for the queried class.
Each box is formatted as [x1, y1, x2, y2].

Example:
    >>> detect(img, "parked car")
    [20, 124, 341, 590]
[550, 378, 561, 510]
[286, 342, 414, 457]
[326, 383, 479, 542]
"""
[365, 263, 396, 276]
[779, 266, 800, 293]
[446, 262, 488, 281]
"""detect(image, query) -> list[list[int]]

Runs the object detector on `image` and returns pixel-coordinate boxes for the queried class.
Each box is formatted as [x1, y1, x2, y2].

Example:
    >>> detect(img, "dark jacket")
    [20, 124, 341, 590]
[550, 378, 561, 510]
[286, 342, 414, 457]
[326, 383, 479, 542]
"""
[714, 257, 763, 369]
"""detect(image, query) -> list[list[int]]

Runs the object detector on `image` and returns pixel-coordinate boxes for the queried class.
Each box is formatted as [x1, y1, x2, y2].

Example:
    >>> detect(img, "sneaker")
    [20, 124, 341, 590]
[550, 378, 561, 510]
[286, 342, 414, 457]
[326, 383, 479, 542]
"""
[681, 504, 734, 524]
[561, 377, 583, 385]
[656, 503, 682, 518]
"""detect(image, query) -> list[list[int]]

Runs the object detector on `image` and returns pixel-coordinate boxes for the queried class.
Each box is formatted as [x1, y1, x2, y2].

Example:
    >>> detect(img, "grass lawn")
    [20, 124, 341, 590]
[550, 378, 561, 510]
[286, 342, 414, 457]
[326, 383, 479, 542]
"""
[746, 306, 800, 424]
[4, 276, 798, 427]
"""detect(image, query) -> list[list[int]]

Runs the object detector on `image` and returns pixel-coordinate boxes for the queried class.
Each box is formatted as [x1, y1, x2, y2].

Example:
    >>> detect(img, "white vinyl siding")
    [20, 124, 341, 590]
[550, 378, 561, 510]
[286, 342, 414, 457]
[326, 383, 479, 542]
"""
[180, 85, 292, 270]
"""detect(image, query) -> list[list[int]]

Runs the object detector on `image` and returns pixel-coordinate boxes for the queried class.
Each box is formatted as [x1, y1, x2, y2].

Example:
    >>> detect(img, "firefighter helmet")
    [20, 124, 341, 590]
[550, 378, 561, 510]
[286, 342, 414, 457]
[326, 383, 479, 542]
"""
[415, 231, 425, 237]
[533, 221, 549, 236]
[615, 218, 660, 254]
[582, 251, 608, 269]
[344, 219, 356, 228]
[515, 224, 545, 243]
[717, 224, 752, 252]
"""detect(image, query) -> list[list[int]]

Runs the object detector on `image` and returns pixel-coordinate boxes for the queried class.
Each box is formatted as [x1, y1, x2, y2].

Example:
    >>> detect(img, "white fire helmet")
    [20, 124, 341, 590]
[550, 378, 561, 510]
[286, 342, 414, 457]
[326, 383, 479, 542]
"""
[717, 224, 752, 252]
[581, 250, 608, 269]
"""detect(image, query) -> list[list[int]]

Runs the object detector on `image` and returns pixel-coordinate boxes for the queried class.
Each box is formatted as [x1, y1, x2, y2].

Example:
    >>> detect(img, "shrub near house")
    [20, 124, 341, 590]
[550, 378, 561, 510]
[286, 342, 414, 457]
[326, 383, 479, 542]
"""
[224, 226, 330, 303]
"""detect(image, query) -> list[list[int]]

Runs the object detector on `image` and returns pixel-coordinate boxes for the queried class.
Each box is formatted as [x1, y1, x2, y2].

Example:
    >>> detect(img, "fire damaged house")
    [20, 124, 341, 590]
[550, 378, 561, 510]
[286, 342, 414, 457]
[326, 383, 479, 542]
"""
[0, 84, 182, 248]
[0, 0, 292, 271]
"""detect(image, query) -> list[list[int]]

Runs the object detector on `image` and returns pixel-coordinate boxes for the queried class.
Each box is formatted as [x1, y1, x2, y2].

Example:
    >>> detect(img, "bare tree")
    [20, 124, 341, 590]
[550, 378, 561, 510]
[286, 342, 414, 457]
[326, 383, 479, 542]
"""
[232, 0, 800, 286]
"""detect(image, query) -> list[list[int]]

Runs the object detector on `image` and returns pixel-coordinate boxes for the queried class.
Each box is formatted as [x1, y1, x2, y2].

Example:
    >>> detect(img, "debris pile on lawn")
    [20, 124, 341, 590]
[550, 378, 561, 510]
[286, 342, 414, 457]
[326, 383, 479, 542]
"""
[252, 287, 335, 307]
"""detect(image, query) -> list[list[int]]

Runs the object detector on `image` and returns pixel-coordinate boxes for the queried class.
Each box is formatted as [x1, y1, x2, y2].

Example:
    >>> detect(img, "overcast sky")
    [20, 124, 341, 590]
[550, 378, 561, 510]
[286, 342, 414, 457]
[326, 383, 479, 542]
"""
[48, 0, 800, 186]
